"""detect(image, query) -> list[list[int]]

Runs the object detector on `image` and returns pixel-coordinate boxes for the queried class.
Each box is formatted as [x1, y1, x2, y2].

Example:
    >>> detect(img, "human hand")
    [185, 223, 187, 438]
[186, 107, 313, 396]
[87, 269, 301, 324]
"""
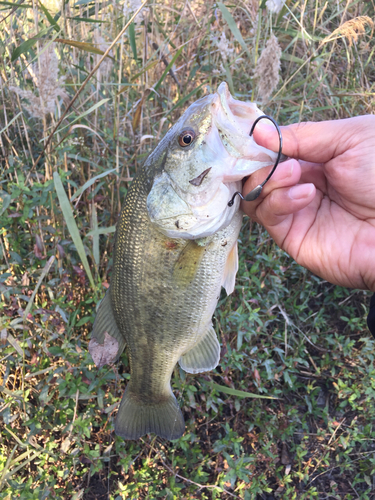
[242, 115, 375, 291]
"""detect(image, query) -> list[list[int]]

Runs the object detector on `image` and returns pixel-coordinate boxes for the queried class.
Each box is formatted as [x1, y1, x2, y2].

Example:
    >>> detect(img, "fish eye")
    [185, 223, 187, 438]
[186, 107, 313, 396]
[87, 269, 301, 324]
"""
[178, 130, 196, 147]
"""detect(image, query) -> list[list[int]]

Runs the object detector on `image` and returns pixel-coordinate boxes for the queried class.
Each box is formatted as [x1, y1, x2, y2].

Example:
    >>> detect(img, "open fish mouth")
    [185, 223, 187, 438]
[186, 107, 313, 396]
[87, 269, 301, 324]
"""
[216, 82, 261, 138]
[213, 82, 284, 180]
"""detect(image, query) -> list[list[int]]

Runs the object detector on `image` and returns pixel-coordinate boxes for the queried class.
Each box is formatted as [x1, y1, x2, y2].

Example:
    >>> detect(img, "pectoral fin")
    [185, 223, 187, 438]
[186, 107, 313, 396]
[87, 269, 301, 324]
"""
[173, 240, 208, 286]
[89, 289, 126, 367]
[179, 325, 220, 374]
[222, 241, 238, 295]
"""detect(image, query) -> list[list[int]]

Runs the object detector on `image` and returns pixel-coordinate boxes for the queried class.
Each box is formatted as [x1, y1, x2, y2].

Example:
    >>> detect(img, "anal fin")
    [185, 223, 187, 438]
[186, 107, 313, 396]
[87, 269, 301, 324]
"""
[89, 289, 126, 367]
[179, 325, 220, 374]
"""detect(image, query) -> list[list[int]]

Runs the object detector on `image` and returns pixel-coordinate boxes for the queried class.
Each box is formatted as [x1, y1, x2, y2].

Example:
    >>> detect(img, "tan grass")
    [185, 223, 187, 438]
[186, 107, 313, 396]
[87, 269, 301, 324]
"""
[326, 15, 374, 46]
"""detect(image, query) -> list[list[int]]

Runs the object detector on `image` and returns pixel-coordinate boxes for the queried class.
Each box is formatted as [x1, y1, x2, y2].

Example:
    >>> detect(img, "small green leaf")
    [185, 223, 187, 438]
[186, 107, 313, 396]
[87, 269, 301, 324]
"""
[76, 317, 92, 327]
[74, 0, 95, 5]
[0, 191, 12, 216]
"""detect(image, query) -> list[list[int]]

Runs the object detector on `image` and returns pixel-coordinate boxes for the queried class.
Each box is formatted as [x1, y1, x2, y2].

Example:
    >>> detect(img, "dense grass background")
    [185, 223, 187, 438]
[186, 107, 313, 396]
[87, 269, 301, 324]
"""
[1, 0, 375, 498]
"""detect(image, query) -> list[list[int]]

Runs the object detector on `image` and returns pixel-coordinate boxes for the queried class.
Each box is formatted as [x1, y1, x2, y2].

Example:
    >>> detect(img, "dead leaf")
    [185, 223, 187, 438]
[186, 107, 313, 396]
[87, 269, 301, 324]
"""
[281, 442, 291, 465]
[21, 272, 30, 286]
[132, 89, 151, 133]
[89, 331, 119, 368]
[253, 368, 261, 384]
[61, 437, 71, 453]
[1, 328, 7, 345]
[55, 38, 115, 60]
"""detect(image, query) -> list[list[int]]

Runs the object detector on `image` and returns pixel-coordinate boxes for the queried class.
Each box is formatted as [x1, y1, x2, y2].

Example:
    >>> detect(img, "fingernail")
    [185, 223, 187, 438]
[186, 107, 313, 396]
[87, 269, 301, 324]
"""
[254, 121, 275, 134]
[288, 183, 315, 200]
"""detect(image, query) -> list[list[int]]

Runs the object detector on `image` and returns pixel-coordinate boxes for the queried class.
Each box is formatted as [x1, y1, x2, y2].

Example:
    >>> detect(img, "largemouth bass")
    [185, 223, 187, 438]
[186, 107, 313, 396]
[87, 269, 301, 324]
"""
[89, 82, 279, 440]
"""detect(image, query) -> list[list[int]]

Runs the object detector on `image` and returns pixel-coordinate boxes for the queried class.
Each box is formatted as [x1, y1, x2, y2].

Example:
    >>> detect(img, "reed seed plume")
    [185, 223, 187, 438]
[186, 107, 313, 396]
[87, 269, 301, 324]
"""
[327, 16, 374, 46]
[123, 0, 147, 23]
[94, 34, 114, 77]
[10, 44, 67, 120]
[254, 33, 282, 101]
[265, 0, 286, 14]
[213, 31, 234, 61]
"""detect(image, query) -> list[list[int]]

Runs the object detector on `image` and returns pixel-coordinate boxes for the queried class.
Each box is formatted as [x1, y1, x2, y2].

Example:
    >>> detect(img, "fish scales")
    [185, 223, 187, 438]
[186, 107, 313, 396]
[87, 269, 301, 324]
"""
[90, 82, 281, 440]
[112, 166, 242, 411]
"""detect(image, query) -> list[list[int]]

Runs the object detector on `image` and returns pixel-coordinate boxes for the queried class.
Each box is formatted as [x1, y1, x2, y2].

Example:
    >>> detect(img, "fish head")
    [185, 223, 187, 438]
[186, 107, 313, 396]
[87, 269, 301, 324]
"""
[147, 82, 279, 239]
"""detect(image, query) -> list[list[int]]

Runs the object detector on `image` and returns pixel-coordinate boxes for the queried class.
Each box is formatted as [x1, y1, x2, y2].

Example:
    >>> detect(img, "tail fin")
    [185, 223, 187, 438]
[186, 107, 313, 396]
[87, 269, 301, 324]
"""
[115, 386, 185, 440]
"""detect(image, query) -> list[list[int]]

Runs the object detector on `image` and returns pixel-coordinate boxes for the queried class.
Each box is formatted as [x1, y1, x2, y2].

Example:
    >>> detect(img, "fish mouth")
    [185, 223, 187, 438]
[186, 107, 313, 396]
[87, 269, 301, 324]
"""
[216, 82, 260, 137]
[213, 82, 284, 179]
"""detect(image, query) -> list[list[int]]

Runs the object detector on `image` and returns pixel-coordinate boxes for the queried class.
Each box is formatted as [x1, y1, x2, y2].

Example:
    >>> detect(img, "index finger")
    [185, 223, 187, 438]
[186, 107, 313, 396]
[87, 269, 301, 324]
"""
[252, 117, 366, 163]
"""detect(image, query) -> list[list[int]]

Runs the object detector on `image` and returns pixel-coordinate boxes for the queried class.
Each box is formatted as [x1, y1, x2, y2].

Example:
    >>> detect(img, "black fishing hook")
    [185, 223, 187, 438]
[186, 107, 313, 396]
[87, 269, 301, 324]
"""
[228, 115, 283, 207]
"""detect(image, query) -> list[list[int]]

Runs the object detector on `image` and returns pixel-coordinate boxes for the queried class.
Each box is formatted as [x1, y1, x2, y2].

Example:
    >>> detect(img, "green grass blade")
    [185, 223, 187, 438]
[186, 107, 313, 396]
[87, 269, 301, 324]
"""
[217, 2, 251, 58]
[37, 0, 60, 32]
[0, 1, 31, 7]
[11, 37, 40, 62]
[0, 111, 22, 134]
[208, 382, 280, 400]
[53, 172, 95, 289]
[223, 62, 235, 95]
[91, 202, 99, 267]
[165, 83, 205, 117]
[86, 225, 116, 237]
[128, 22, 137, 63]
[67, 16, 107, 23]
[150, 46, 183, 97]
[55, 98, 110, 134]
[24, 255, 55, 319]
[70, 167, 116, 202]
[129, 60, 158, 84]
